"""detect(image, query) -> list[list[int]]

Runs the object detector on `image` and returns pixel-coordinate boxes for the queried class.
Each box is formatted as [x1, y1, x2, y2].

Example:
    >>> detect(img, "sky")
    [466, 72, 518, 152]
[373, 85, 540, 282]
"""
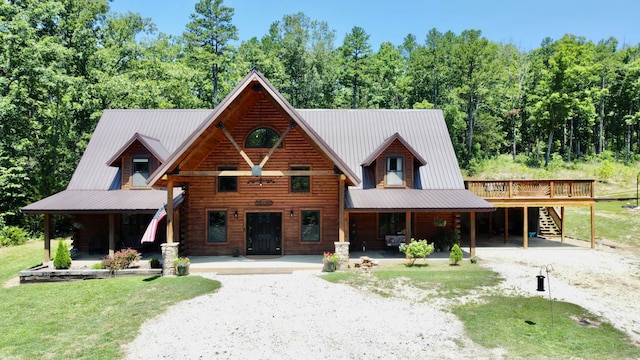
[109, 0, 640, 51]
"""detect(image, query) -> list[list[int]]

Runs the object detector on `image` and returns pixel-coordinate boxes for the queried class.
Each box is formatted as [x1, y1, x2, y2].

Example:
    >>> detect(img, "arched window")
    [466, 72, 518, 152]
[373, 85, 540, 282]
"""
[245, 127, 282, 148]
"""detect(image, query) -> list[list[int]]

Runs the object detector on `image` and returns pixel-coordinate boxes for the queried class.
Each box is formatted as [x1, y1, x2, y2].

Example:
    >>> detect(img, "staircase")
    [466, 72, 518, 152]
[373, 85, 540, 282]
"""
[538, 207, 561, 237]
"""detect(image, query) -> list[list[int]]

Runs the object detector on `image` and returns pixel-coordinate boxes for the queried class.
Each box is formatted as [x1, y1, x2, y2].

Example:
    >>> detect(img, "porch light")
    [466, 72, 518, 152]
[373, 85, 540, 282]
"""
[290, 210, 294, 218]
[234, 210, 238, 218]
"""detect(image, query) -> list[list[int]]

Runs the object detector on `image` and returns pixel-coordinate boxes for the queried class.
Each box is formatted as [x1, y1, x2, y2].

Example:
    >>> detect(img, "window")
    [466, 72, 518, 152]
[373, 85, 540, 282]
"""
[301, 210, 320, 242]
[378, 213, 406, 238]
[386, 156, 404, 186]
[207, 211, 227, 243]
[218, 166, 237, 192]
[291, 166, 310, 192]
[245, 128, 282, 148]
[132, 158, 150, 187]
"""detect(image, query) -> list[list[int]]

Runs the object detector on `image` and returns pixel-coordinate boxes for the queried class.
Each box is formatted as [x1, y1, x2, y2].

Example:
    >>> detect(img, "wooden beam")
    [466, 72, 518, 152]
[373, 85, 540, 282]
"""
[179, 170, 336, 177]
[339, 175, 345, 242]
[561, 206, 565, 243]
[219, 124, 255, 168]
[503, 208, 509, 244]
[44, 214, 51, 264]
[167, 181, 174, 244]
[469, 212, 476, 257]
[405, 211, 412, 243]
[258, 124, 293, 168]
[590, 203, 596, 249]
[108, 214, 115, 257]
[523, 206, 528, 248]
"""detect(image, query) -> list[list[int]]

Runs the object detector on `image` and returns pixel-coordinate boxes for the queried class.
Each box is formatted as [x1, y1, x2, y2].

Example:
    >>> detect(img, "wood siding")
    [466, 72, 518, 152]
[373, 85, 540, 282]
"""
[120, 141, 160, 189]
[375, 139, 415, 189]
[178, 98, 341, 256]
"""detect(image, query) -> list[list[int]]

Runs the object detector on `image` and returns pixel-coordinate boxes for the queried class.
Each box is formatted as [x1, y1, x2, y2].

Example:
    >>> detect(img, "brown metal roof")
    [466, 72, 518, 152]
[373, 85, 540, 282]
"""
[346, 189, 495, 212]
[298, 109, 464, 190]
[68, 109, 211, 191]
[21, 189, 183, 214]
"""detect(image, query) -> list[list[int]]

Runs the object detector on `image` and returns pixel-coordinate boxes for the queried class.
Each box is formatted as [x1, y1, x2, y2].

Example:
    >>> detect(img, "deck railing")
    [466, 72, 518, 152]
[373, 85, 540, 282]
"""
[465, 179, 594, 199]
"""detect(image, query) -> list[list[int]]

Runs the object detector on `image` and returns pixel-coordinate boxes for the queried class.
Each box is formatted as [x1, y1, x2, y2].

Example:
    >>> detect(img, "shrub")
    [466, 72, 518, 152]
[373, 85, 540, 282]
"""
[100, 248, 141, 270]
[53, 241, 72, 269]
[449, 243, 463, 265]
[399, 239, 434, 266]
[0, 225, 29, 247]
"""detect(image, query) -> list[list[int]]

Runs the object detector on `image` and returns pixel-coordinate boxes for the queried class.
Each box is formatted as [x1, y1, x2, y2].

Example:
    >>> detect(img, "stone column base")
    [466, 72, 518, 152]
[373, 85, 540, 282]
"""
[334, 242, 350, 270]
[161, 242, 180, 276]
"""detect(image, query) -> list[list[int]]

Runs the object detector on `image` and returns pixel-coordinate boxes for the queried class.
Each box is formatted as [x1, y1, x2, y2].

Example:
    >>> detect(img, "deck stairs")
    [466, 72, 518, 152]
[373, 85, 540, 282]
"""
[538, 207, 561, 237]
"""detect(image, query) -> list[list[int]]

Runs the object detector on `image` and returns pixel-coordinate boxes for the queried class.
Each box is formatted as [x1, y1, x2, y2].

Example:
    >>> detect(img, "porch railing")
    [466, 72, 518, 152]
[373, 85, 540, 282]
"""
[465, 179, 594, 199]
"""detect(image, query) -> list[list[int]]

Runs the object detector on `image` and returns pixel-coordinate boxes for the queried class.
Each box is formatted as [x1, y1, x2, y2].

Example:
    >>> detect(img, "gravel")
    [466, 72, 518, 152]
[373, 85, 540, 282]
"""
[122, 240, 640, 360]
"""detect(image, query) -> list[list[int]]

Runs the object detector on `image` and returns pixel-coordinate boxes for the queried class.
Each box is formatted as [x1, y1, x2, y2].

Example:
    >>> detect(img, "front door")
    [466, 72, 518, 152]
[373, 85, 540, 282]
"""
[246, 212, 282, 255]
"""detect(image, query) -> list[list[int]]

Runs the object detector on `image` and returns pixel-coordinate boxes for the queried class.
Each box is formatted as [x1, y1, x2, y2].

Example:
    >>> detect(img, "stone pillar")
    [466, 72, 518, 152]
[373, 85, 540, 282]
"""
[161, 242, 180, 276]
[334, 241, 350, 270]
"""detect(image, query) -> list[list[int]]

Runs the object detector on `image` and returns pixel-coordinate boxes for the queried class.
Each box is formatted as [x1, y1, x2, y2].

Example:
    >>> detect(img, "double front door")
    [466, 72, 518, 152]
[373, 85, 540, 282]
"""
[246, 212, 282, 255]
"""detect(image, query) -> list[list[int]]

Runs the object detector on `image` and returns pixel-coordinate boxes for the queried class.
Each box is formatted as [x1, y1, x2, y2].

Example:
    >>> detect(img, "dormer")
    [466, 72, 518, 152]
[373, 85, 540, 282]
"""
[360, 133, 427, 189]
[106, 133, 169, 189]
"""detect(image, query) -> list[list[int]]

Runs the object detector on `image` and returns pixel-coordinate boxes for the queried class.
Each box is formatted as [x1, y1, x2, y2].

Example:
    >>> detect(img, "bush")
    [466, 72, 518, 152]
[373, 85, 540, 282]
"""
[0, 225, 29, 247]
[53, 241, 72, 269]
[449, 243, 463, 265]
[399, 239, 434, 266]
[100, 248, 141, 270]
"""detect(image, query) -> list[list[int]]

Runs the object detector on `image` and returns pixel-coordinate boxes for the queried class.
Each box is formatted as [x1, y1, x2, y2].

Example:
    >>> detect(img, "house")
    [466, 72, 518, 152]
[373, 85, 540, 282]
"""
[22, 70, 496, 267]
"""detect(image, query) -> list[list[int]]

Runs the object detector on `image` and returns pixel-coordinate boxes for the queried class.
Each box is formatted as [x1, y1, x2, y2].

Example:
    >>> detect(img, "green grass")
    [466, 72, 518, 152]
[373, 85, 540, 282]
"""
[564, 200, 640, 247]
[324, 263, 640, 359]
[0, 241, 221, 360]
[454, 296, 640, 359]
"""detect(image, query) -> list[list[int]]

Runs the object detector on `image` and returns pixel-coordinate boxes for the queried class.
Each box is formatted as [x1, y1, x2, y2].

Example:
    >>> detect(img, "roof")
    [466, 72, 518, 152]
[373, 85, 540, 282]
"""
[361, 132, 427, 167]
[148, 70, 360, 186]
[346, 189, 495, 212]
[21, 189, 184, 214]
[298, 109, 464, 190]
[106, 133, 170, 167]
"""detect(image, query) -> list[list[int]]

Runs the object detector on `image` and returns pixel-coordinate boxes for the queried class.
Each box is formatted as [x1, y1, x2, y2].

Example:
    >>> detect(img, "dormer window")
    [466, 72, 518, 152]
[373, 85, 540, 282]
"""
[386, 156, 404, 186]
[132, 158, 150, 187]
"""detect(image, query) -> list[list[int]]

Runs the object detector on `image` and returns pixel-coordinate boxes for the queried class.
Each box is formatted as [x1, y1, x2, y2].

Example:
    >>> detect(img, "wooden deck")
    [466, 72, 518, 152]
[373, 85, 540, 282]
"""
[465, 179, 595, 206]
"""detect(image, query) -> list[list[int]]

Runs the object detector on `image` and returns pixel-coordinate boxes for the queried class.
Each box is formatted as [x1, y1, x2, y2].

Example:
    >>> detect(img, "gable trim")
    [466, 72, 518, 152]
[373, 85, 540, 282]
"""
[106, 133, 170, 167]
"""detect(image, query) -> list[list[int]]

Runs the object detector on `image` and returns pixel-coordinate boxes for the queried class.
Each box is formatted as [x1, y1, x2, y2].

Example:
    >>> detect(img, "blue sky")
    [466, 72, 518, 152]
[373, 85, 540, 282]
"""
[109, 0, 640, 51]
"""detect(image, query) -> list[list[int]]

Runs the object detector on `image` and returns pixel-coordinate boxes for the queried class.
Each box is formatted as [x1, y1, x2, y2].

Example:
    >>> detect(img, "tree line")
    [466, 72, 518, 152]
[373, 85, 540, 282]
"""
[2, 0, 640, 230]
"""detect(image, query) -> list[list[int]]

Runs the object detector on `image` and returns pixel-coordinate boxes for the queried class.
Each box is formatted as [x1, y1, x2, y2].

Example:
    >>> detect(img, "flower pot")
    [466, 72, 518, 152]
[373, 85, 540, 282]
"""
[176, 265, 189, 276]
[322, 260, 336, 272]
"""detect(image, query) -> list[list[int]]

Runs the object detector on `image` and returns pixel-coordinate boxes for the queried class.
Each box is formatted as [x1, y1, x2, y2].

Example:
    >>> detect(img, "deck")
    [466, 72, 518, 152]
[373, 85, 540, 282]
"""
[465, 179, 595, 206]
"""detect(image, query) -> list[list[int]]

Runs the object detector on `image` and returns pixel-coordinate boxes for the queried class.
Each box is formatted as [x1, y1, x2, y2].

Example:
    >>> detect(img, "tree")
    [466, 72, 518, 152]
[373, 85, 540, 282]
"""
[339, 26, 372, 108]
[184, 0, 238, 107]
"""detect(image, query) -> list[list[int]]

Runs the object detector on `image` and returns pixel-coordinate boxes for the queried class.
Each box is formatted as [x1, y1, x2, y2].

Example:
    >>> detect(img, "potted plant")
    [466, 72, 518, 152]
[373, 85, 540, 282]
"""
[322, 252, 339, 272]
[149, 257, 161, 269]
[172, 257, 190, 276]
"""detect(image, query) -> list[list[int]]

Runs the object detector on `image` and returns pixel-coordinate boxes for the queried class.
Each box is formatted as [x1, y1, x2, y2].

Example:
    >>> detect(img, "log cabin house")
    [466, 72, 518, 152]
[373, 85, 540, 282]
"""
[23, 70, 498, 263]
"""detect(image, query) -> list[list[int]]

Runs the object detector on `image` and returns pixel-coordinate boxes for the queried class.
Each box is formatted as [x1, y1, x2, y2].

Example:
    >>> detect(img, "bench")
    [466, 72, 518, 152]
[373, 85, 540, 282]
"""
[385, 235, 406, 248]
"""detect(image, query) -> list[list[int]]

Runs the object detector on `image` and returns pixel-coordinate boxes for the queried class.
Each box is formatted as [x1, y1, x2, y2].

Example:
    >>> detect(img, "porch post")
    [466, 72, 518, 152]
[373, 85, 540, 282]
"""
[590, 203, 596, 249]
[335, 175, 349, 270]
[167, 180, 174, 244]
[469, 211, 476, 257]
[560, 206, 565, 243]
[504, 208, 509, 244]
[338, 175, 345, 242]
[405, 211, 412, 243]
[108, 213, 116, 257]
[43, 214, 51, 265]
[523, 206, 529, 248]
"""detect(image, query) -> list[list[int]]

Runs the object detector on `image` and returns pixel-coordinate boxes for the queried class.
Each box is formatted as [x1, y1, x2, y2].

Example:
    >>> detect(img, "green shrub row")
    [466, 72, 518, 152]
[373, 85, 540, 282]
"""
[0, 224, 29, 247]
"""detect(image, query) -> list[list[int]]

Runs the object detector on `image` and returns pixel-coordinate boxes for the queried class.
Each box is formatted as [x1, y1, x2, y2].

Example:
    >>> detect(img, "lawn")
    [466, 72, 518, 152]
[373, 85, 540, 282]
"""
[324, 262, 640, 359]
[564, 200, 640, 247]
[0, 241, 221, 360]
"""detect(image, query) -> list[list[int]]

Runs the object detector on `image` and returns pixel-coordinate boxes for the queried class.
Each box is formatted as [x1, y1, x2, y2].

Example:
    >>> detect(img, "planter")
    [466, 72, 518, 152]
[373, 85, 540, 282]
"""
[175, 265, 189, 276]
[322, 260, 336, 272]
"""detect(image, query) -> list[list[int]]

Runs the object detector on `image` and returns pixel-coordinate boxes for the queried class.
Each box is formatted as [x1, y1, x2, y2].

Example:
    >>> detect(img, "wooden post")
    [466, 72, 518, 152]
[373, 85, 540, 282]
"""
[405, 211, 412, 243]
[488, 212, 493, 239]
[167, 180, 174, 244]
[469, 212, 476, 257]
[338, 175, 345, 242]
[560, 206, 565, 243]
[523, 206, 529, 248]
[344, 211, 350, 243]
[43, 214, 51, 264]
[108, 213, 116, 257]
[504, 208, 509, 244]
[590, 203, 596, 249]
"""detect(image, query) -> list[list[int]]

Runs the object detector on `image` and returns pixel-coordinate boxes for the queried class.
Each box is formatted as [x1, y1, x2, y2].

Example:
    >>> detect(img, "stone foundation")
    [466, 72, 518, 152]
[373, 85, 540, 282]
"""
[334, 241, 350, 270]
[161, 242, 180, 276]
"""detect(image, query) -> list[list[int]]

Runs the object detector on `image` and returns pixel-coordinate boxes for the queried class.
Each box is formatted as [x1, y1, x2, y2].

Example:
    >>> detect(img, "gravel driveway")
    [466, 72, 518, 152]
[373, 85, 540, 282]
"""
[122, 240, 640, 359]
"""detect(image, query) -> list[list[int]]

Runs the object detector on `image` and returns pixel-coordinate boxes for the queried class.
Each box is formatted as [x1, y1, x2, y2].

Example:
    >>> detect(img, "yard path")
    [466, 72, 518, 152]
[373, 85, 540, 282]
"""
[122, 240, 640, 359]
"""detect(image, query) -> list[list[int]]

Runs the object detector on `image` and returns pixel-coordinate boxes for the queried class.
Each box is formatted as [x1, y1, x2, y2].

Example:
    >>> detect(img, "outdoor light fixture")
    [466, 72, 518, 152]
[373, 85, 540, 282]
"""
[537, 264, 555, 325]
[290, 210, 294, 218]
[234, 210, 238, 218]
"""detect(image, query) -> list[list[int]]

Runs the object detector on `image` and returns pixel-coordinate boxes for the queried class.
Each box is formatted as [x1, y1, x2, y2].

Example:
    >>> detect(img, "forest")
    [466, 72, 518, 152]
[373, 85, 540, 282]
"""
[2, 0, 640, 232]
